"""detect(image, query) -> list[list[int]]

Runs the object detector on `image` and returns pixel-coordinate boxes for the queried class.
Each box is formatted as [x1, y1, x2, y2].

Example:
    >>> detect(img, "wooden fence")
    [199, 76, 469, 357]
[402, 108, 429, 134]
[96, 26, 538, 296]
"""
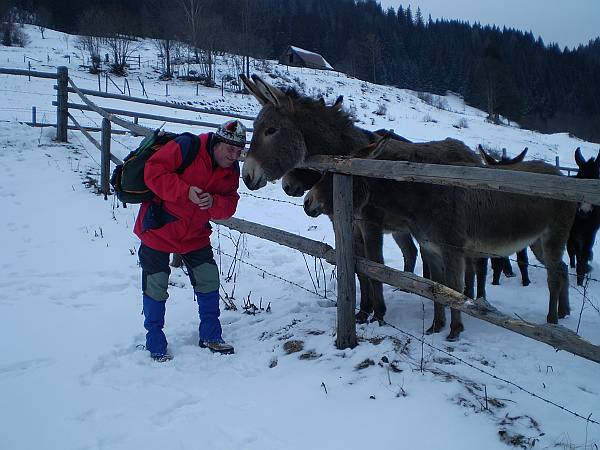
[2, 66, 600, 363]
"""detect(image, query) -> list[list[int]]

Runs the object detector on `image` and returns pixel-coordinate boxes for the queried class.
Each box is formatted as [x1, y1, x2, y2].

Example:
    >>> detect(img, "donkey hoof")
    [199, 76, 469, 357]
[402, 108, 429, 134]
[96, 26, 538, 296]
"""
[446, 324, 464, 342]
[546, 314, 559, 325]
[491, 280, 500, 286]
[370, 316, 385, 326]
[356, 310, 370, 324]
[425, 321, 445, 335]
[505, 272, 516, 278]
[558, 308, 570, 319]
[522, 279, 530, 287]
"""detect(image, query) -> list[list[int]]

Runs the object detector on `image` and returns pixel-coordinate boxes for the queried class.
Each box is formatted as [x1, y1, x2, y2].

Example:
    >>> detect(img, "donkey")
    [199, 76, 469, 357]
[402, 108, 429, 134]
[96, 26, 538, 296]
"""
[479, 146, 531, 287]
[567, 147, 600, 285]
[305, 139, 576, 340]
[240, 74, 576, 341]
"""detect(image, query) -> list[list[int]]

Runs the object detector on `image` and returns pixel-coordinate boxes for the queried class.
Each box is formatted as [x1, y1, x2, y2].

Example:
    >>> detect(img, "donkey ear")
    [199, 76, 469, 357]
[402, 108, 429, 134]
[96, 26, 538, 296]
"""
[332, 95, 343, 110]
[354, 136, 391, 159]
[240, 74, 269, 106]
[574, 147, 585, 167]
[251, 74, 289, 109]
[478, 145, 497, 165]
[512, 147, 528, 163]
[595, 149, 600, 166]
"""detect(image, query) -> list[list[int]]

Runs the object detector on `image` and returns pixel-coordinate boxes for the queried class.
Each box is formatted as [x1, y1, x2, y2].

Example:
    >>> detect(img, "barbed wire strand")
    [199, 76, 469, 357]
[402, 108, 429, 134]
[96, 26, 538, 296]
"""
[215, 240, 599, 427]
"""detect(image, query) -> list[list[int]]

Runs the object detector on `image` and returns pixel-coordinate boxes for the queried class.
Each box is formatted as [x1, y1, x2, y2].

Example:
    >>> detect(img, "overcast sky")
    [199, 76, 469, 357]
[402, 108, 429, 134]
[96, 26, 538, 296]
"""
[377, 0, 599, 49]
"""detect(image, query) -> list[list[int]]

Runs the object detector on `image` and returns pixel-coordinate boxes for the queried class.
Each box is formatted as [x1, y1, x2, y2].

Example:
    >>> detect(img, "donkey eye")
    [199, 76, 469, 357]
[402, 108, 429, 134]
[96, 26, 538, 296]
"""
[265, 127, 277, 136]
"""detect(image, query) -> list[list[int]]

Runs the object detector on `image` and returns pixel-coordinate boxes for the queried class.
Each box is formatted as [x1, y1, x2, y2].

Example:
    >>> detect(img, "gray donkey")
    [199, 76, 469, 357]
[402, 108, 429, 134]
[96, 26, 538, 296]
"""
[240, 74, 575, 340]
[304, 138, 576, 340]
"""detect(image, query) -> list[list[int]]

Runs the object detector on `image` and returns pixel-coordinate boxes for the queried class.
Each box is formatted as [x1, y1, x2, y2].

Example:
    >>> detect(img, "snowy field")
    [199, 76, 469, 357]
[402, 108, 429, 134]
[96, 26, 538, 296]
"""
[1, 25, 599, 450]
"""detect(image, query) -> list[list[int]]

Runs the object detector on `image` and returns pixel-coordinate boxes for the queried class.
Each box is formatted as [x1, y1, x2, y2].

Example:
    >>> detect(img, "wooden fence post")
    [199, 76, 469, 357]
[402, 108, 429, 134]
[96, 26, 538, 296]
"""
[101, 118, 111, 199]
[31, 106, 36, 125]
[333, 173, 357, 349]
[56, 66, 68, 142]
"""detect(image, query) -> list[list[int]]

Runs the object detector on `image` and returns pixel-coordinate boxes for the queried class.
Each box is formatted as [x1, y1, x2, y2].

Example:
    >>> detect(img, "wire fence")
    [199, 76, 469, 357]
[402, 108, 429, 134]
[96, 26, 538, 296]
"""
[214, 239, 599, 428]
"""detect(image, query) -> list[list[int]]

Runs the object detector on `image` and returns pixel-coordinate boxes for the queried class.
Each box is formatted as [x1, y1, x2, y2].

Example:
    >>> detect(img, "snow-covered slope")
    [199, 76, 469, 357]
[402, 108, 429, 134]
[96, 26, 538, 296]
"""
[1, 25, 598, 450]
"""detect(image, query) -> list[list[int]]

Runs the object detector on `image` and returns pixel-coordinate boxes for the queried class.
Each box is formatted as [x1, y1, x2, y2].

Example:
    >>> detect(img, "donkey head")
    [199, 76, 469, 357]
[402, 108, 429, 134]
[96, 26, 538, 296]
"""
[574, 147, 600, 180]
[282, 168, 323, 197]
[240, 74, 308, 190]
[303, 138, 388, 217]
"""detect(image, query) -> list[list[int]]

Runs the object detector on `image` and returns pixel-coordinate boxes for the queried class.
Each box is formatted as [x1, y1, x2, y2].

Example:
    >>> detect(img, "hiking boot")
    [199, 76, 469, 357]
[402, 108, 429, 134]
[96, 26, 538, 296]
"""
[151, 352, 173, 363]
[199, 340, 235, 355]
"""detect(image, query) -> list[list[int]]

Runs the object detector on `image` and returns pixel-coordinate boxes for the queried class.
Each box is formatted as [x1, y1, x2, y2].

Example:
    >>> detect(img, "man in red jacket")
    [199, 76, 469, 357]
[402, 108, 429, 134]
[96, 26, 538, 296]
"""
[134, 119, 246, 361]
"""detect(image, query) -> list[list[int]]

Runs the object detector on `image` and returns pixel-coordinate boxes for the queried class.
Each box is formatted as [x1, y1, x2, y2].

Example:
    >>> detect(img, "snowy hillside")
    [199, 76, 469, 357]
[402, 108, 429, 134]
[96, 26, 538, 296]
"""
[1, 25, 599, 450]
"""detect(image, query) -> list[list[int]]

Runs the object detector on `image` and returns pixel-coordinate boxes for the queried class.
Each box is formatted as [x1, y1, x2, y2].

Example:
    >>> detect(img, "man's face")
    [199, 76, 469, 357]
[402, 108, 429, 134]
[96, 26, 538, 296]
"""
[214, 141, 243, 168]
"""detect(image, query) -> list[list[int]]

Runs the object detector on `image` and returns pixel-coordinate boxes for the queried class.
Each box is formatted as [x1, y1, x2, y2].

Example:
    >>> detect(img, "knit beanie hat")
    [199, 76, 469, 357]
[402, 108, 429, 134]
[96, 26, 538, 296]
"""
[215, 119, 247, 147]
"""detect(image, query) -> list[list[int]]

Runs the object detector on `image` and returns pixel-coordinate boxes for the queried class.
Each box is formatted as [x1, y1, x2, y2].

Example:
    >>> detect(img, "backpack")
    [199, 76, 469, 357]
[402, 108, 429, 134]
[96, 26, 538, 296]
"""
[110, 130, 200, 204]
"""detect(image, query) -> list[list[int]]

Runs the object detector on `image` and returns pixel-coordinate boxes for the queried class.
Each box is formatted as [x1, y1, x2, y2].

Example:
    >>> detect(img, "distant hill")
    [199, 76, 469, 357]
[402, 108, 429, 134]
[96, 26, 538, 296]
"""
[4, 0, 600, 142]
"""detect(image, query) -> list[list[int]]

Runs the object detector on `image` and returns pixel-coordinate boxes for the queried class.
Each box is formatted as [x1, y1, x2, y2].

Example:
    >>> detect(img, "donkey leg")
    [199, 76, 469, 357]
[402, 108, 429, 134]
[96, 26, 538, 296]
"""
[490, 257, 503, 285]
[475, 258, 488, 299]
[361, 223, 386, 324]
[353, 228, 372, 323]
[531, 239, 569, 324]
[423, 250, 446, 334]
[567, 236, 577, 269]
[463, 258, 475, 300]
[517, 249, 530, 286]
[392, 231, 417, 273]
[502, 257, 516, 277]
[576, 231, 596, 286]
[444, 253, 466, 341]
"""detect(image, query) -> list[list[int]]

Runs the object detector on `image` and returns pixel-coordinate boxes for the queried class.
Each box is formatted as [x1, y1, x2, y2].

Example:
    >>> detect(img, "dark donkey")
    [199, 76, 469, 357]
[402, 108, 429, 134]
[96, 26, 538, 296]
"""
[479, 146, 531, 287]
[240, 74, 576, 341]
[567, 147, 600, 285]
[305, 139, 576, 340]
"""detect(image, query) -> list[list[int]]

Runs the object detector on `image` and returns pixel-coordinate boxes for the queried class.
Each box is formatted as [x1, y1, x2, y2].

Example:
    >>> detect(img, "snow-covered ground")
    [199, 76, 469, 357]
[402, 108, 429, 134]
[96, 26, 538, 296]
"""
[1, 25, 599, 450]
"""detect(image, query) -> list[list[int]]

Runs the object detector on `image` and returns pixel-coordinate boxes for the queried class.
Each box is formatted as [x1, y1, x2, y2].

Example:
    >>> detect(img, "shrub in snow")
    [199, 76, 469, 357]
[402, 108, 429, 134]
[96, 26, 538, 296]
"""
[374, 102, 387, 116]
[453, 117, 469, 129]
[422, 113, 437, 123]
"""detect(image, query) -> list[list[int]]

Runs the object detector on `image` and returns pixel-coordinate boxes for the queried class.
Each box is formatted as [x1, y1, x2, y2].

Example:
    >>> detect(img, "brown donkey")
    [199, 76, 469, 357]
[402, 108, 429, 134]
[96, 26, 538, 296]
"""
[304, 139, 576, 340]
[241, 74, 576, 340]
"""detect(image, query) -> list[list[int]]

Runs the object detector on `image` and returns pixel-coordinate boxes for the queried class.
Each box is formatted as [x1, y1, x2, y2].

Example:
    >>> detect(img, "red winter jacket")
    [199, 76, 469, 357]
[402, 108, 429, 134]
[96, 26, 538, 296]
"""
[134, 133, 239, 254]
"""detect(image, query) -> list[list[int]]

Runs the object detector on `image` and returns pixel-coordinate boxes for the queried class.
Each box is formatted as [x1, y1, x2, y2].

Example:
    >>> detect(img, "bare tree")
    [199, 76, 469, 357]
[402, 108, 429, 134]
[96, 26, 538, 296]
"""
[145, 0, 184, 79]
[364, 33, 383, 83]
[75, 8, 104, 73]
[179, 0, 202, 56]
[34, 6, 51, 39]
[101, 9, 140, 76]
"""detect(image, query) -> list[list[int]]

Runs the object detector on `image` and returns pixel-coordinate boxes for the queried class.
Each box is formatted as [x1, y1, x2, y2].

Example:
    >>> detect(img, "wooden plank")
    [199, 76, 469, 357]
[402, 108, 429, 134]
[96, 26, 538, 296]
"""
[302, 156, 600, 206]
[67, 113, 101, 151]
[214, 217, 335, 262]
[67, 78, 153, 137]
[64, 86, 256, 121]
[354, 257, 600, 363]
[0, 67, 58, 79]
[214, 217, 600, 363]
[333, 173, 357, 349]
[23, 121, 130, 136]
[56, 67, 68, 142]
[101, 118, 111, 197]
[61, 101, 230, 131]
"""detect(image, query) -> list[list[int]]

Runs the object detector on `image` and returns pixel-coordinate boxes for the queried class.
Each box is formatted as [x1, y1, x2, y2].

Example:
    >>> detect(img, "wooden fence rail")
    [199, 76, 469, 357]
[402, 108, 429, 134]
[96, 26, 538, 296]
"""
[303, 155, 600, 206]
[62, 86, 256, 121]
[218, 217, 600, 363]
[57, 101, 250, 132]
